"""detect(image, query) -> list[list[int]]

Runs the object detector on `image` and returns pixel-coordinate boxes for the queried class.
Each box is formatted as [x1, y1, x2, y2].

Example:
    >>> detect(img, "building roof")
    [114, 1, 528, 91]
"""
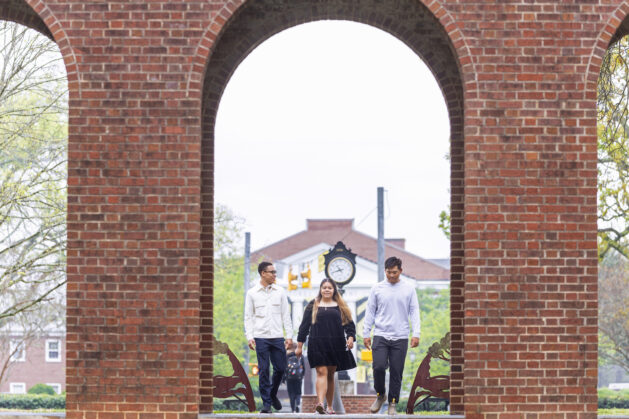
[251, 219, 449, 281]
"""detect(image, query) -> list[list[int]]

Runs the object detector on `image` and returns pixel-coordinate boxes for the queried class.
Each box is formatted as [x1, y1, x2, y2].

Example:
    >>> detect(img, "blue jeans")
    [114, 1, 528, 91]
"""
[255, 338, 287, 407]
[286, 379, 302, 412]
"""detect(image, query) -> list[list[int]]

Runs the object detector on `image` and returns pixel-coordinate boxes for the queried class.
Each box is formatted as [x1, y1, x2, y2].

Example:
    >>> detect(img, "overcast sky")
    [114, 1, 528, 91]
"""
[215, 21, 451, 259]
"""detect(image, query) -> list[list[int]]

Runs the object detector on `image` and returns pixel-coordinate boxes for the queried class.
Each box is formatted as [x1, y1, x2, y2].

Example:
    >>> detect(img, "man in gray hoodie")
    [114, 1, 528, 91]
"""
[363, 256, 421, 415]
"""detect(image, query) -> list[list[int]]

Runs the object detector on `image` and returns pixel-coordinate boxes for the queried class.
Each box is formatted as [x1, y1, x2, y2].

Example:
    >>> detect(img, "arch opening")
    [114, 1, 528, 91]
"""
[0, 15, 68, 395]
[596, 18, 629, 390]
[200, 0, 465, 413]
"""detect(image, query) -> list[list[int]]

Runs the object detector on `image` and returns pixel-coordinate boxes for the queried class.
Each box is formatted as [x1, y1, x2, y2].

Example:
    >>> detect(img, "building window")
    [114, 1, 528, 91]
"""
[46, 383, 62, 394]
[45, 339, 61, 362]
[9, 340, 25, 362]
[9, 383, 26, 394]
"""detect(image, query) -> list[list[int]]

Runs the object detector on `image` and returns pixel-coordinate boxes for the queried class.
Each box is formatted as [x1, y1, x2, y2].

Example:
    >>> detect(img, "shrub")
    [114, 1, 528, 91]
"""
[212, 396, 263, 412]
[399, 396, 450, 412]
[599, 388, 629, 409]
[28, 383, 56, 395]
[0, 394, 65, 409]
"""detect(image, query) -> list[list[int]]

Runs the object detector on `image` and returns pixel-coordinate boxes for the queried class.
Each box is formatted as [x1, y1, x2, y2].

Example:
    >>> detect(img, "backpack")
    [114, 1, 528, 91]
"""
[286, 353, 304, 381]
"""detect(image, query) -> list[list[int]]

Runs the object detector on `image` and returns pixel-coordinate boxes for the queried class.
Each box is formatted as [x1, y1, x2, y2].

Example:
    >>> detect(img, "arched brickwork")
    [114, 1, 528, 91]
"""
[198, 0, 467, 413]
[1, 0, 611, 417]
[0, 0, 78, 94]
[587, 0, 629, 96]
[606, 2, 629, 47]
[0, 0, 52, 39]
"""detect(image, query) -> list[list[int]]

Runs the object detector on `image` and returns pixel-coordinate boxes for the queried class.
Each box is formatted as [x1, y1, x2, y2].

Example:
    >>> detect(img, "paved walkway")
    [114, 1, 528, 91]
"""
[202, 414, 461, 418]
[1, 413, 628, 418]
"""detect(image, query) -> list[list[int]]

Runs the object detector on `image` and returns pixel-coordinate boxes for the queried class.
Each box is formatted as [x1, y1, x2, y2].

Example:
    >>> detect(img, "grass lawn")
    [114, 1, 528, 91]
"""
[599, 408, 629, 415]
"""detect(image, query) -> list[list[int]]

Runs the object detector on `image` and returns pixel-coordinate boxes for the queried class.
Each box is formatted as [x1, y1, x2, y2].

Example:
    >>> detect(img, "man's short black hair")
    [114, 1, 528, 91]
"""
[385, 256, 402, 270]
[258, 261, 273, 274]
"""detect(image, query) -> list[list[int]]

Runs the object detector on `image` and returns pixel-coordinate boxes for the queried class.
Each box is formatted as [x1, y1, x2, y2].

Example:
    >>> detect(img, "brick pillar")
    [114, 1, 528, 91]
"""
[62, 0, 205, 417]
[454, 2, 601, 417]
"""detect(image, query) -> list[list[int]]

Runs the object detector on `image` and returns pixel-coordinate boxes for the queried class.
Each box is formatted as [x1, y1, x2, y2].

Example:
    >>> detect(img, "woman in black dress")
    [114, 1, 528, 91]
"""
[296, 278, 357, 414]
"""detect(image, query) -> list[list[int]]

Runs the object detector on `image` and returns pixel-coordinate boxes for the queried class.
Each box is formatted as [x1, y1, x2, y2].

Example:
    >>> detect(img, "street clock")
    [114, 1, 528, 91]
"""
[323, 241, 357, 287]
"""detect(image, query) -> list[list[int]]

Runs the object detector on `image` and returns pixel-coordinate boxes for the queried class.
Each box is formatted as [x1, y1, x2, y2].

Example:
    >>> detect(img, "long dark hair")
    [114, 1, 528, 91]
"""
[311, 278, 352, 325]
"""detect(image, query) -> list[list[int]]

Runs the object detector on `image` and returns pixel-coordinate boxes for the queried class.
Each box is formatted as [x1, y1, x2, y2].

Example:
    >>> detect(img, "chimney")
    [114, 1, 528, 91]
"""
[306, 219, 354, 231]
[385, 238, 405, 249]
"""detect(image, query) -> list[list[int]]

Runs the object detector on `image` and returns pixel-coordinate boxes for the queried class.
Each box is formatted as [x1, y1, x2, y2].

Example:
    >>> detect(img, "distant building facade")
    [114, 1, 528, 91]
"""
[0, 333, 65, 394]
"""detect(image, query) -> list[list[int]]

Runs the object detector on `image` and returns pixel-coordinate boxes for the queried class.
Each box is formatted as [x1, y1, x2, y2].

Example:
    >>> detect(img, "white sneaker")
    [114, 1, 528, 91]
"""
[388, 402, 397, 415]
[369, 393, 386, 413]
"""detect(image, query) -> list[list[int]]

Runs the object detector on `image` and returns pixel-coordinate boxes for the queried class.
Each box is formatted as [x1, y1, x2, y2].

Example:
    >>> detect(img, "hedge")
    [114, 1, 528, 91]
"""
[400, 390, 629, 413]
[1, 389, 627, 411]
[599, 388, 629, 409]
[27, 384, 56, 395]
[0, 394, 65, 409]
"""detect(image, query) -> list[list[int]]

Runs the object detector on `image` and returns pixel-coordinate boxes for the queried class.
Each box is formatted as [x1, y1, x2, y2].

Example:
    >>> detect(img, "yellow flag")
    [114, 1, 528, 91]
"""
[318, 251, 328, 272]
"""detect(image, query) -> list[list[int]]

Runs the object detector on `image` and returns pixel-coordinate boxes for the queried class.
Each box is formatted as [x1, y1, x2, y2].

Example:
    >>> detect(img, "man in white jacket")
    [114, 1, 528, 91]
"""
[244, 261, 293, 413]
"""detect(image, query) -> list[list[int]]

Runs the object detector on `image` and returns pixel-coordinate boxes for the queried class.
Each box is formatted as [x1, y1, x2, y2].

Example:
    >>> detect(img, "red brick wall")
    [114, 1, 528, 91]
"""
[2, 0, 621, 417]
[301, 394, 375, 414]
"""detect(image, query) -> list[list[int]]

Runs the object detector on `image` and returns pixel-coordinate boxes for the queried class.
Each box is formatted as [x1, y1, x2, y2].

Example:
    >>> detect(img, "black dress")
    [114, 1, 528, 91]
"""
[297, 301, 357, 371]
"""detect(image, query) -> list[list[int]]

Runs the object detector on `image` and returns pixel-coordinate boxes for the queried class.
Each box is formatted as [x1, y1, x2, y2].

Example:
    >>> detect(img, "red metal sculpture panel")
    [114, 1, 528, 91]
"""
[213, 336, 256, 412]
[406, 332, 450, 414]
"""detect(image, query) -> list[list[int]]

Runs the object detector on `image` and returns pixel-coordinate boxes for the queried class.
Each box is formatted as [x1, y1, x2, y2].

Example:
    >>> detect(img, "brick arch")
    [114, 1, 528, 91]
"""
[188, 0, 475, 93]
[198, 0, 468, 413]
[586, 1, 629, 100]
[0, 0, 80, 95]
[0, 0, 52, 39]
[607, 2, 629, 47]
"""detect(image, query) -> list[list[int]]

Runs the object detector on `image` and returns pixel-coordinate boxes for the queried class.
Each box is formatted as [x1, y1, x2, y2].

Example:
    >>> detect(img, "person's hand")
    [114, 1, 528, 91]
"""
[285, 338, 293, 350]
[363, 337, 372, 351]
[410, 337, 419, 348]
[248, 339, 256, 350]
[295, 346, 302, 358]
[346, 336, 354, 350]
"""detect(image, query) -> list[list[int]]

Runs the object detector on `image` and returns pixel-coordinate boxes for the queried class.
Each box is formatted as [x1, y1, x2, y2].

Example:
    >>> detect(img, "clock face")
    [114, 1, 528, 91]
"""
[326, 257, 355, 284]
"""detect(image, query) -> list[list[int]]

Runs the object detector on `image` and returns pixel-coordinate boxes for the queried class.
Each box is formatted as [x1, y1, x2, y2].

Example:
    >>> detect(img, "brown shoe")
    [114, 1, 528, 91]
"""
[369, 393, 386, 413]
[388, 401, 397, 415]
[315, 402, 326, 414]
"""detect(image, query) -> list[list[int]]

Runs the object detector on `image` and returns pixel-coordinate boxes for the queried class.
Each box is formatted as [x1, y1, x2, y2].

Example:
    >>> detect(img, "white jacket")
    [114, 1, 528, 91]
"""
[244, 282, 293, 341]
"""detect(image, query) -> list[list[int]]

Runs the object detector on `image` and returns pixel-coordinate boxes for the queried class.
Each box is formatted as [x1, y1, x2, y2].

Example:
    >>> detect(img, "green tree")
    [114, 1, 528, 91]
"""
[438, 207, 450, 240]
[0, 21, 67, 322]
[27, 383, 56, 395]
[599, 252, 629, 374]
[402, 288, 450, 393]
[0, 21, 67, 389]
[595, 34, 629, 379]
[598, 36, 629, 259]
[212, 204, 261, 398]
[213, 204, 246, 368]
[213, 256, 247, 376]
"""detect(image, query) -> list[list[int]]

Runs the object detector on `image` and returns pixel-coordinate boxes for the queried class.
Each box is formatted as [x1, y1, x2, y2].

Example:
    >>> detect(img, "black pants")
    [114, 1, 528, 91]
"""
[286, 379, 302, 412]
[372, 336, 408, 403]
[254, 338, 287, 407]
